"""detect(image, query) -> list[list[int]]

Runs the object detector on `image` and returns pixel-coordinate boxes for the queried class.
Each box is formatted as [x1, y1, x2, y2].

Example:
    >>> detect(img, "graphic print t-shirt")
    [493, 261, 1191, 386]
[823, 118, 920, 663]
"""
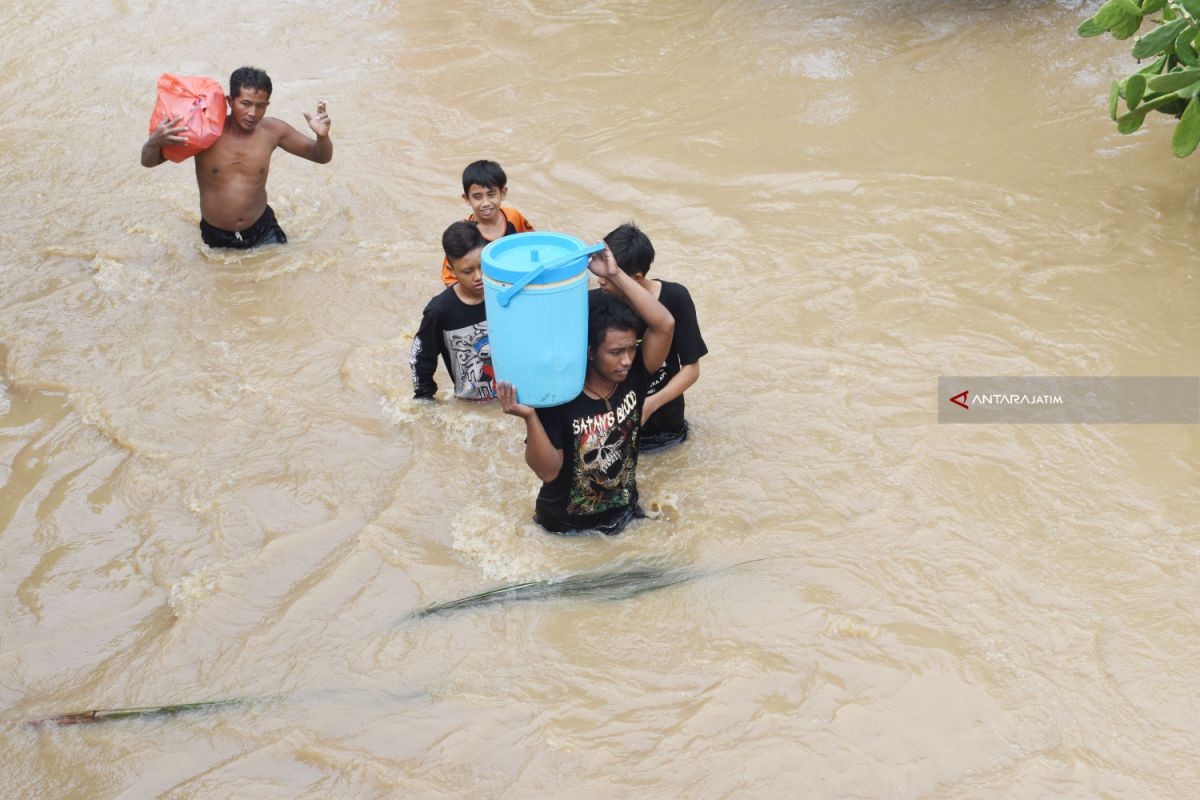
[410, 286, 496, 400]
[533, 360, 651, 532]
[642, 280, 707, 436]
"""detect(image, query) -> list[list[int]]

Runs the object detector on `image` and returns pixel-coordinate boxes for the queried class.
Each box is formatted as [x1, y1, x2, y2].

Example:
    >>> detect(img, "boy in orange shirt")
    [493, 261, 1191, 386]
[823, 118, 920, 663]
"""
[440, 160, 535, 285]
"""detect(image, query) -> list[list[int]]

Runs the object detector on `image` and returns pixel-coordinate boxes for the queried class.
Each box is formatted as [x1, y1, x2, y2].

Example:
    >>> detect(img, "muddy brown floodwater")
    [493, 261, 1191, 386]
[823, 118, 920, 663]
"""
[1, 1, 1197, 797]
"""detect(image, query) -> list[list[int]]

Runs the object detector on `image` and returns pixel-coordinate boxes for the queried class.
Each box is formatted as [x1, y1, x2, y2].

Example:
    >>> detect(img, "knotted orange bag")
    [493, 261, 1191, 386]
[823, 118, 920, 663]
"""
[148, 74, 227, 162]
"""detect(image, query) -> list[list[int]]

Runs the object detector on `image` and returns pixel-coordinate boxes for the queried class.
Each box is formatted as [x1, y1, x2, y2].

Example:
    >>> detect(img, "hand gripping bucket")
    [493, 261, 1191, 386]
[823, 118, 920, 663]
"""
[482, 232, 604, 407]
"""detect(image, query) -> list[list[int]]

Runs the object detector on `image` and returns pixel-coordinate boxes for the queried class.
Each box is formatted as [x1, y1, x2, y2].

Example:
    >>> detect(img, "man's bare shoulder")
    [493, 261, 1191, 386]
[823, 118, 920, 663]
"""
[259, 116, 300, 140]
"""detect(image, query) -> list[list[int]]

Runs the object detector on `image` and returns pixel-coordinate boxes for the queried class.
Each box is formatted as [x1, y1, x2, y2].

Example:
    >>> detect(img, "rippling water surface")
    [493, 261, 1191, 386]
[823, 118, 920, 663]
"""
[1, 1, 1197, 797]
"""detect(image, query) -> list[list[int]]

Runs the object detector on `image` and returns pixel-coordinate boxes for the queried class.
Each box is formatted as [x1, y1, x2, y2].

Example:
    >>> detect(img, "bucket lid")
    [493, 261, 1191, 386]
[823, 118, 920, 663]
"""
[482, 232, 590, 284]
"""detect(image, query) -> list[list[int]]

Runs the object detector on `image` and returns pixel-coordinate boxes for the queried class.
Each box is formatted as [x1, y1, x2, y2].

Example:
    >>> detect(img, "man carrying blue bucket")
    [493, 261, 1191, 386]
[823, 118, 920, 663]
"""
[498, 246, 674, 535]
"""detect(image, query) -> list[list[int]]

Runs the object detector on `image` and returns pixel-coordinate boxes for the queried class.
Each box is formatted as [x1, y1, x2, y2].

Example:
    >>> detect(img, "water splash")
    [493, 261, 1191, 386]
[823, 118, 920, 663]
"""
[89, 256, 156, 302]
[167, 563, 224, 619]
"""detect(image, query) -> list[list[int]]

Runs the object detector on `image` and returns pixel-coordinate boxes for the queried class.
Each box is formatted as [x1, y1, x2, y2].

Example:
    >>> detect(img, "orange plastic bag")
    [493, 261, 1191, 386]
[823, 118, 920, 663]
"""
[148, 74, 227, 162]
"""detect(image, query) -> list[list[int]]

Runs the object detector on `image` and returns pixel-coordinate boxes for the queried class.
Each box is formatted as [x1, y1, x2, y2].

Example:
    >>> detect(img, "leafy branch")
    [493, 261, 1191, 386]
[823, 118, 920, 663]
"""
[1080, 0, 1200, 155]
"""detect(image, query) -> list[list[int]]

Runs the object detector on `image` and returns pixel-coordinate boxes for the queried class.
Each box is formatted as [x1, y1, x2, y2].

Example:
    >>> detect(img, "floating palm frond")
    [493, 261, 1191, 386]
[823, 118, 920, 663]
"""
[29, 697, 247, 728]
[30, 558, 766, 727]
[28, 687, 422, 729]
[406, 558, 764, 621]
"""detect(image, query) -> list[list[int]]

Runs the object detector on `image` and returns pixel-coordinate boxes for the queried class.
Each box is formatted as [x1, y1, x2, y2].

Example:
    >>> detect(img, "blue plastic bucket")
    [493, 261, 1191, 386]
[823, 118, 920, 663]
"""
[482, 232, 595, 407]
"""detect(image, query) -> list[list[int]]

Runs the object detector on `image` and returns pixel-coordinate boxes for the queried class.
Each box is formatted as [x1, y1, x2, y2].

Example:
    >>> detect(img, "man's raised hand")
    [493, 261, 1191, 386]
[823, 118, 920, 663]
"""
[303, 100, 331, 137]
[587, 244, 620, 280]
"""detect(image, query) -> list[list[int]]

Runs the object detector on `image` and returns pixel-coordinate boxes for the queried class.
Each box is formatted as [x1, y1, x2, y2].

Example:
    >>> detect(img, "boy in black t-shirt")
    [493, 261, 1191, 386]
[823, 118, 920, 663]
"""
[410, 221, 497, 401]
[498, 246, 675, 535]
[593, 223, 707, 450]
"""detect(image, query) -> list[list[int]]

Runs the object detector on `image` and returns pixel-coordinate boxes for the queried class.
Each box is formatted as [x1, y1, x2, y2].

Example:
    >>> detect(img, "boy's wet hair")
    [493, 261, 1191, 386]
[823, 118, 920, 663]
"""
[604, 222, 655, 277]
[442, 220, 486, 261]
[230, 66, 272, 99]
[588, 290, 640, 349]
[462, 160, 507, 193]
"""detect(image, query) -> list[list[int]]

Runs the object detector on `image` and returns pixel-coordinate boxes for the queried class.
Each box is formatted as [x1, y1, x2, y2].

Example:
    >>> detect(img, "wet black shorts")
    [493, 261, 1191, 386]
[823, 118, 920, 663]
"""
[535, 503, 647, 537]
[639, 420, 689, 453]
[200, 205, 288, 249]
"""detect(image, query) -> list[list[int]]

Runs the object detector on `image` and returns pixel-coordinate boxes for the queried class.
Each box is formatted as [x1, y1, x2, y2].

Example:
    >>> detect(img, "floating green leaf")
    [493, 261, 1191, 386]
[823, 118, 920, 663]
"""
[1117, 109, 1149, 132]
[1171, 96, 1200, 153]
[1176, 23, 1199, 55]
[1132, 17, 1189, 56]
[1113, 10, 1146, 37]
[1082, 3, 1200, 155]
[1126, 73, 1148, 106]
[1097, 0, 1129, 27]
[1096, 0, 1123, 26]
[1137, 53, 1171, 74]
[1178, 39, 1200, 64]
[1138, 90, 1190, 115]
[1088, 0, 1144, 38]
[1079, 16, 1108, 37]
[1147, 66, 1200, 90]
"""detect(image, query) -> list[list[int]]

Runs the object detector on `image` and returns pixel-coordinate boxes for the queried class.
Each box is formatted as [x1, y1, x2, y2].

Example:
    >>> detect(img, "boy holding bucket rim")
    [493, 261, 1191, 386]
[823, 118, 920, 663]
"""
[498, 246, 674, 535]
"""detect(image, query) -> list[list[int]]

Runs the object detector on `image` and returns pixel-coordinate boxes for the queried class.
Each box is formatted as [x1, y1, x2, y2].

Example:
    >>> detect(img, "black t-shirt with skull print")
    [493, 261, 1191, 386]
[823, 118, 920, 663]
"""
[533, 358, 651, 533]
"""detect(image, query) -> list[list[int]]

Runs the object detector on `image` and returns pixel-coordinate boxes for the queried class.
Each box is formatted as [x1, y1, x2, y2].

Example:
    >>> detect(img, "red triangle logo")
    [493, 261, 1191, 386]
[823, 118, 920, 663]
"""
[950, 390, 969, 410]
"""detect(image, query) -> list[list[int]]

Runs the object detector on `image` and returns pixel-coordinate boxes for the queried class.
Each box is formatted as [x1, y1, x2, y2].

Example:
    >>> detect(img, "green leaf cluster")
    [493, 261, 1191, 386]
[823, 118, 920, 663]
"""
[1080, 0, 1200, 155]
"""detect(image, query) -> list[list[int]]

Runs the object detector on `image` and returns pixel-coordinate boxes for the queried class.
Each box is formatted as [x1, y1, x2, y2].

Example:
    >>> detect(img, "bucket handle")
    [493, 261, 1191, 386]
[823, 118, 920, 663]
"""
[497, 243, 606, 307]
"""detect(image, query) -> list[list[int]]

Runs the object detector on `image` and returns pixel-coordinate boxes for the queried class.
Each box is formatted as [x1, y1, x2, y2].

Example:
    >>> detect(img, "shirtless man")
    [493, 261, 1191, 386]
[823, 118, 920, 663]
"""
[140, 66, 332, 248]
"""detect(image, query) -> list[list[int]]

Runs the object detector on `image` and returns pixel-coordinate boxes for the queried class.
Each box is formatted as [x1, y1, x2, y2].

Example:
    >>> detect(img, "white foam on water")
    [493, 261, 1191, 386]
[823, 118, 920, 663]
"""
[449, 503, 621, 582]
[90, 256, 155, 301]
[379, 394, 421, 428]
[450, 505, 559, 581]
[797, 98, 856, 126]
[429, 403, 513, 452]
[182, 468, 233, 521]
[375, 387, 478, 441]
[343, 336, 421, 423]
[1070, 66, 1108, 90]
[789, 49, 852, 80]
[638, 489, 680, 524]
[67, 388, 162, 458]
[347, 334, 516, 453]
[167, 562, 224, 620]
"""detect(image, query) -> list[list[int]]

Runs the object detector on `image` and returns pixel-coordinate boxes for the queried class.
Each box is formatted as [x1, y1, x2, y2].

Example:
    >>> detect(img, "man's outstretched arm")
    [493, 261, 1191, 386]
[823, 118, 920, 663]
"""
[278, 100, 333, 164]
[141, 115, 188, 167]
